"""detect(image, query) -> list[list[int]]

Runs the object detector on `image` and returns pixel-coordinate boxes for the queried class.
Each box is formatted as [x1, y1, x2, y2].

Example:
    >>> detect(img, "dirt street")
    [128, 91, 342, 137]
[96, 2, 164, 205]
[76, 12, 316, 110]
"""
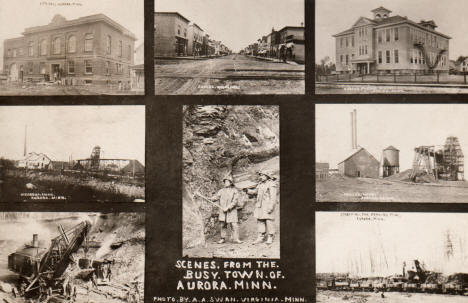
[317, 290, 468, 303]
[156, 54, 304, 94]
[317, 176, 468, 203]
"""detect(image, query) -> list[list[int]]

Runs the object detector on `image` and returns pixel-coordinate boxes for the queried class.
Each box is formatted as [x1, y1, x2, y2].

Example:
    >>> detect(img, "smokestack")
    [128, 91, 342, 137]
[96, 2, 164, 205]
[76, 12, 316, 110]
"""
[24, 125, 27, 156]
[353, 109, 357, 149]
[32, 234, 38, 248]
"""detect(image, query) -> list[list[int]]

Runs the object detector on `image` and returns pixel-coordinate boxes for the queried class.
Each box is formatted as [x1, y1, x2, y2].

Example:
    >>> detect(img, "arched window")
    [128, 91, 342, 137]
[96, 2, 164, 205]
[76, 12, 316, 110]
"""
[40, 39, 47, 55]
[68, 36, 76, 53]
[53, 37, 61, 54]
[84, 33, 94, 52]
[28, 41, 34, 56]
[106, 35, 112, 54]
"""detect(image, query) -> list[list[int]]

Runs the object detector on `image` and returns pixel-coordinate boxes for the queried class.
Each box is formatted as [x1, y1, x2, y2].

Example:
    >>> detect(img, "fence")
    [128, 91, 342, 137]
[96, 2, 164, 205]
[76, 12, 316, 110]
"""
[316, 72, 468, 85]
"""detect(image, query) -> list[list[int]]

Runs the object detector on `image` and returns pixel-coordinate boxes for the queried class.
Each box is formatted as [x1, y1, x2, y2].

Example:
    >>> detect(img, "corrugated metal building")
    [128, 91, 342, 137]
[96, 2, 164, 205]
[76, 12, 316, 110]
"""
[338, 147, 380, 178]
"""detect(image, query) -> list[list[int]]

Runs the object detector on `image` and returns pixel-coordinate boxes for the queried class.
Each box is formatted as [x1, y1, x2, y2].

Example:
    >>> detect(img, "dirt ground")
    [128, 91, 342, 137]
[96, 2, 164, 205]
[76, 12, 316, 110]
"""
[0, 83, 143, 95]
[156, 54, 304, 94]
[316, 83, 468, 94]
[316, 176, 468, 203]
[317, 290, 468, 303]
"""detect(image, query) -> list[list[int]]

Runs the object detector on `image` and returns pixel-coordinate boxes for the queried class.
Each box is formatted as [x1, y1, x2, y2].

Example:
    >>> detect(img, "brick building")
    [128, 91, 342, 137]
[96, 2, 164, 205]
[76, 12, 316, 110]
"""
[187, 23, 204, 56]
[3, 14, 136, 86]
[333, 7, 450, 74]
[155, 12, 190, 56]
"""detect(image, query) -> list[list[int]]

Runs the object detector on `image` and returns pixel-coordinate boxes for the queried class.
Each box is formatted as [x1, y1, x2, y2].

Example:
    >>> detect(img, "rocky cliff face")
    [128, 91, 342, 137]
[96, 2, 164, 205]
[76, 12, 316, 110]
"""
[183, 105, 279, 249]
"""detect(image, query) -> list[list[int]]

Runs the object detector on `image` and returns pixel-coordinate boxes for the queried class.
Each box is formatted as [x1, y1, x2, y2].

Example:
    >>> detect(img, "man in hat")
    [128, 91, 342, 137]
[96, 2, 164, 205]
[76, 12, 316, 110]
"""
[211, 176, 242, 244]
[246, 170, 278, 245]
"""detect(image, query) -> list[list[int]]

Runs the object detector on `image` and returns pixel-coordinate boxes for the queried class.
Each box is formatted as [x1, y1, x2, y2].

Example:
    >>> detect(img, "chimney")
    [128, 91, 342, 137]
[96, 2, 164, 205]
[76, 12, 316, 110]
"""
[32, 234, 38, 248]
[353, 109, 357, 149]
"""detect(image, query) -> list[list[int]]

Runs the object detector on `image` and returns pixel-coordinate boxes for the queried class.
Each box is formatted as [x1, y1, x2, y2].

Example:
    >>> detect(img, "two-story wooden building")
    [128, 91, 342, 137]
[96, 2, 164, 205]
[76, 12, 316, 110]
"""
[333, 7, 450, 75]
[3, 14, 136, 86]
[154, 12, 190, 56]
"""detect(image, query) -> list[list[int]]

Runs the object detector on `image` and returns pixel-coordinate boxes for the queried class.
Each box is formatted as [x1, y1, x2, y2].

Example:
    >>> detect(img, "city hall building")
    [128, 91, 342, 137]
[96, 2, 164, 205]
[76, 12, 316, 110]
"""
[333, 7, 450, 74]
[3, 14, 136, 86]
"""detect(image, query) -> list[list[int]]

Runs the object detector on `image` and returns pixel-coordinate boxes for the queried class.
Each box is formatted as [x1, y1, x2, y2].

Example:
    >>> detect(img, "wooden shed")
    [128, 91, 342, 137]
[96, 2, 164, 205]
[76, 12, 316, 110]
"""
[338, 148, 379, 178]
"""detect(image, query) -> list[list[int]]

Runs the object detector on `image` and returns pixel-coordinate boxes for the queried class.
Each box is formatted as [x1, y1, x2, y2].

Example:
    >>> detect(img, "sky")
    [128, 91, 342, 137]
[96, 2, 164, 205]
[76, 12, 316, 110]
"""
[316, 104, 468, 171]
[155, 0, 304, 52]
[317, 212, 468, 276]
[316, 0, 468, 62]
[0, 106, 145, 163]
[0, 0, 144, 69]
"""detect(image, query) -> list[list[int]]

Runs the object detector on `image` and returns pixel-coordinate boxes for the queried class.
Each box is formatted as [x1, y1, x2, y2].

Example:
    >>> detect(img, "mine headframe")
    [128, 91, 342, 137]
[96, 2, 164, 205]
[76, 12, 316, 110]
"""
[24, 220, 92, 295]
[90, 146, 101, 170]
[409, 146, 440, 181]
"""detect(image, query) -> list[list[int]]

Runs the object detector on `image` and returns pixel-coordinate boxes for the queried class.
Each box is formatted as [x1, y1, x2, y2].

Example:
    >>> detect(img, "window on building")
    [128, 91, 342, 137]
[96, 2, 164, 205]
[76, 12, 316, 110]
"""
[106, 61, 110, 75]
[378, 31, 382, 43]
[394, 50, 399, 63]
[40, 62, 46, 74]
[68, 36, 76, 53]
[184, 28, 187, 37]
[85, 33, 93, 52]
[28, 62, 33, 74]
[7, 49, 10, 57]
[85, 60, 93, 74]
[177, 25, 181, 35]
[18, 48, 23, 56]
[386, 50, 390, 63]
[352, 54, 355, 58]
[340, 55, 343, 63]
[119, 40, 122, 57]
[68, 60, 75, 74]
[28, 42, 34, 56]
[53, 37, 61, 54]
[351, 36, 355, 47]
[346, 54, 349, 65]
[12, 49, 17, 57]
[127, 45, 131, 60]
[365, 45, 368, 55]
[394, 28, 399, 41]
[345, 37, 348, 47]
[106, 35, 112, 54]
[386, 29, 390, 42]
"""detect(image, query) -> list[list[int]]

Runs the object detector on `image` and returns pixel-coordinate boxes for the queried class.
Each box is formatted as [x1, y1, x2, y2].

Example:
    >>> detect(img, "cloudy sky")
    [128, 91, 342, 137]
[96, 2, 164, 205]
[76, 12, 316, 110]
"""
[0, 0, 144, 69]
[155, 0, 304, 52]
[317, 212, 468, 276]
[316, 0, 468, 62]
[316, 104, 468, 171]
[0, 106, 145, 163]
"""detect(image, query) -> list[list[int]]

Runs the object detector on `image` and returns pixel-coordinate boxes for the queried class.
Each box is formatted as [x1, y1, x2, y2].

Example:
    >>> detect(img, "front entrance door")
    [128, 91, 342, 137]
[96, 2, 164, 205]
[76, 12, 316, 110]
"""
[51, 64, 61, 81]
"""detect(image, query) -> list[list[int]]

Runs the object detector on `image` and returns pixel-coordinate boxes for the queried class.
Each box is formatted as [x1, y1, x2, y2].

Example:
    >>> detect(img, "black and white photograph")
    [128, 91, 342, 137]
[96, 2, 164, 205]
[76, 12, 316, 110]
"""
[316, 104, 468, 203]
[155, 0, 304, 95]
[182, 105, 279, 258]
[0, 0, 144, 95]
[316, 211, 468, 302]
[0, 212, 145, 303]
[315, 0, 468, 94]
[0, 106, 145, 202]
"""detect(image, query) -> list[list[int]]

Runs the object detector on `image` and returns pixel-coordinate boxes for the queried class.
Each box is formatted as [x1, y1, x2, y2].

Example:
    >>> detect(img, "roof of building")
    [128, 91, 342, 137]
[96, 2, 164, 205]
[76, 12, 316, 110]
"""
[334, 12, 451, 39]
[22, 152, 52, 162]
[22, 14, 136, 40]
[190, 22, 204, 32]
[278, 26, 305, 33]
[338, 147, 379, 165]
[371, 6, 392, 13]
[384, 145, 399, 151]
[155, 11, 190, 24]
[316, 162, 330, 170]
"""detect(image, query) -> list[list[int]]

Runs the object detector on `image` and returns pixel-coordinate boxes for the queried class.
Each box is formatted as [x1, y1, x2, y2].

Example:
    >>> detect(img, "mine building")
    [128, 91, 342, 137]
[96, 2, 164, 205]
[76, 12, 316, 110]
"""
[333, 7, 450, 75]
[338, 148, 380, 178]
[18, 152, 52, 169]
[382, 145, 400, 177]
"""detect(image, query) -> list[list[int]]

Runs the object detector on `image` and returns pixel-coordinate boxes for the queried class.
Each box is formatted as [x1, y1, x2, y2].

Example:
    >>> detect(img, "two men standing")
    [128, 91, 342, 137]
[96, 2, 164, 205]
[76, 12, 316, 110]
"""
[211, 170, 277, 245]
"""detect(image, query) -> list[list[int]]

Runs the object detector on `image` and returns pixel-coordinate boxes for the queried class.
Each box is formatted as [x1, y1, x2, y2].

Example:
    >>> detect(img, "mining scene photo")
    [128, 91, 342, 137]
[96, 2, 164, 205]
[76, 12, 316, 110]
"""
[0, 106, 145, 202]
[316, 212, 468, 302]
[155, 0, 304, 95]
[0, 212, 145, 303]
[316, 104, 468, 203]
[183, 105, 279, 258]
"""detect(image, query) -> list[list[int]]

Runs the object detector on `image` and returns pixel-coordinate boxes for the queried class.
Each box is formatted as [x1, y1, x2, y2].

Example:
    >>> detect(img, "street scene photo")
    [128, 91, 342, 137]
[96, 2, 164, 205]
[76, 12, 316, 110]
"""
[0, 0, 144, 95]
[0, 106, 145, 202]
[183, 106, 279, 258]
[155, 0, 304, 95]
[317, 212, 468, 302]
[316, 104, 468, 203]
[316, 0, 468, 94]
[0, 212, 145, 303]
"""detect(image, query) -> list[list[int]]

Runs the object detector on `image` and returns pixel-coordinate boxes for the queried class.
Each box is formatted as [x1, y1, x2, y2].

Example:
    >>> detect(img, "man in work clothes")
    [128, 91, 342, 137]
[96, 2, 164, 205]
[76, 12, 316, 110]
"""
[247, 170, 278, 245]
[212, 176, 243, 244]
